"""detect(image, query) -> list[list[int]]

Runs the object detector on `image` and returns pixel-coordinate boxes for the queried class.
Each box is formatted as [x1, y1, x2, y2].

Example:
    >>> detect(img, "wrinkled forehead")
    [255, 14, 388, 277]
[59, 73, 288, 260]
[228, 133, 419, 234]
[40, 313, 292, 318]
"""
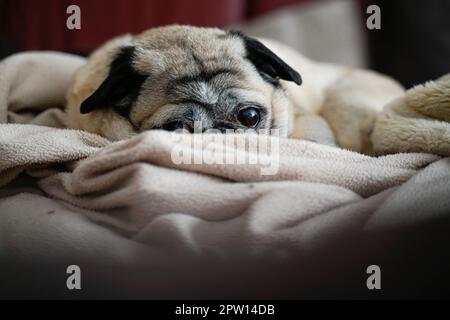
[131, 31, 249, 80]
[132, 36, 270, 106]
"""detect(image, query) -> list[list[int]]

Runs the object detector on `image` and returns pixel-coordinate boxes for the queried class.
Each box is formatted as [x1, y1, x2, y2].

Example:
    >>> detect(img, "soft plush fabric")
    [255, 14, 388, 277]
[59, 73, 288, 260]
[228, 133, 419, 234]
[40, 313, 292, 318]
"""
[1, 52, 450, 298]
[2, 157, 450, 298]
[38, 131, 439, 235]
[0, 52, 109, 187]
[372, 73, 450, 155]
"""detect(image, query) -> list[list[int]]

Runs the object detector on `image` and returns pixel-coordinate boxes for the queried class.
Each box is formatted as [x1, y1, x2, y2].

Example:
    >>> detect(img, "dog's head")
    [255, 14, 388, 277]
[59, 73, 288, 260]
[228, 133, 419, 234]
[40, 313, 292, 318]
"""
[66, 25, 301, 140]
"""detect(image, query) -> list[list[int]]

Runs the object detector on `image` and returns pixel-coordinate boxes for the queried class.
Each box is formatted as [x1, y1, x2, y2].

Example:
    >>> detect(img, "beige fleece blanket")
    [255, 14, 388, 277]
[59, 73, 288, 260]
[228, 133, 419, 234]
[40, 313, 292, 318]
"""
[1, 52, 450, 297]
[372, 73, 450, 155]
[0, 52, 110, 187]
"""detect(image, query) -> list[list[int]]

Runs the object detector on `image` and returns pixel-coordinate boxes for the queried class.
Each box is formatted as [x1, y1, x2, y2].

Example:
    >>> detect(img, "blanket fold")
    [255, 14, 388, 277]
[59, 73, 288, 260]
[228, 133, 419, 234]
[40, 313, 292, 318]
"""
[0, 52, 109, 186]
[37, 130, 441, 235]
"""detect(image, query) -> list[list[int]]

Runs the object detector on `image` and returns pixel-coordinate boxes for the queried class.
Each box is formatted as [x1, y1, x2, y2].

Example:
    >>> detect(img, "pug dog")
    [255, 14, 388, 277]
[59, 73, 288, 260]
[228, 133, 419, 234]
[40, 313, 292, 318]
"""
[66, 25, 404, 153]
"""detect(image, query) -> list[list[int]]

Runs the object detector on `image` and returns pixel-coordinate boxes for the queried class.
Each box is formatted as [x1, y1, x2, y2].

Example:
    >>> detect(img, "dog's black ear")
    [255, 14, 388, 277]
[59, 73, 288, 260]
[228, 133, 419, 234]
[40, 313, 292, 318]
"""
[230, 31, 301, 85]
[80, 46, 148, 117]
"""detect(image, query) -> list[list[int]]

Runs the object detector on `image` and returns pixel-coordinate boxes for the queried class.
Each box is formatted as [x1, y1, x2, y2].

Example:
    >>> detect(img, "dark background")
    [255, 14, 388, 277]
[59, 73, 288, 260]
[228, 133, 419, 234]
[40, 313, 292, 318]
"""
[1, 0, 449, 88]
[365, 0, 450, 88]
[0, 0, 308, 54]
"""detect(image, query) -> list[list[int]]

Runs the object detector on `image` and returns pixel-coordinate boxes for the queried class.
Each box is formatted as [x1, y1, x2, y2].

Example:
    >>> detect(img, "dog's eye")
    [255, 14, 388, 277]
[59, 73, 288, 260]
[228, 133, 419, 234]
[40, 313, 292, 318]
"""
[162, 120, 192, 132]
[237, 107, 260, 128]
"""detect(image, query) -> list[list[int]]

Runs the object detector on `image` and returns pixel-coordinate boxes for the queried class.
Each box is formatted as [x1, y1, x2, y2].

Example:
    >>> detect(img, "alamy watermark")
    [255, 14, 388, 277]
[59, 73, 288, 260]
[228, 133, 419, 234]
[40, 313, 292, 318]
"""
[66, 264, 81, 290]
[169, 123, 281, 175]
[64, 264, 381, 292]
[66, 4, 381, 31]
[366, 5, 381, 30]
[66, 5, 81, 30]
[366, 264, 381, 290]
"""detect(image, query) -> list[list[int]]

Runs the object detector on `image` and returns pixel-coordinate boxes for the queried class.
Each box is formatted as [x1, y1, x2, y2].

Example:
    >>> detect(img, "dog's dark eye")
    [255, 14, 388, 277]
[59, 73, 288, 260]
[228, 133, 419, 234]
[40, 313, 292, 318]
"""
[162, 120, 192, 132]
[237, 107, 260, 128]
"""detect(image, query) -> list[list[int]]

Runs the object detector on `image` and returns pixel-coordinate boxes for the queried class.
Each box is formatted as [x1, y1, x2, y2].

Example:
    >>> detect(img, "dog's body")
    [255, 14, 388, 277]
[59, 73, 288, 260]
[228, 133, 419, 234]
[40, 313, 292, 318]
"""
[66, 25, 404, 153]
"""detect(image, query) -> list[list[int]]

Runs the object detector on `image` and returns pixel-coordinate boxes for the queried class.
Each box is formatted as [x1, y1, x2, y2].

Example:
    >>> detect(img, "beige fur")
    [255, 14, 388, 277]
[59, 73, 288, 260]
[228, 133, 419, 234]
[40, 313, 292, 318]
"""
[260, 39, 405, 153]
[66, 25, 405, 153]
[371, 74, 450, 155]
